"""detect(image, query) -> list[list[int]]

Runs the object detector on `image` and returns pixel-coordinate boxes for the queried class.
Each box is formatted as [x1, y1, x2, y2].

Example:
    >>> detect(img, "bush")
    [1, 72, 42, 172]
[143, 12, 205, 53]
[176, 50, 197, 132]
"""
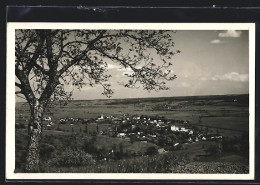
[40, 143, 56, 160]
[176, 144, 185, 150]
[83, 137, 96, 154]
[205, 142, 222, 155]
[47, 148, 95, 167]
[145, 146, 158, 155]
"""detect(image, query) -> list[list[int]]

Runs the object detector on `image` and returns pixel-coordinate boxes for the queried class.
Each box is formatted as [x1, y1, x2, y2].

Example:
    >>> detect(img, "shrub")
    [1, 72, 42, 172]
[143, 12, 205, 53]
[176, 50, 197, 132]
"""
[83, 138, 96, 154]
[40, 143, 56, 160]
[15, 149, 27, 170]
[176, 144, 185, 150]
[145, 146, 158, 155]
[47, 148, 95, 167]
[205, 142, 222, 155]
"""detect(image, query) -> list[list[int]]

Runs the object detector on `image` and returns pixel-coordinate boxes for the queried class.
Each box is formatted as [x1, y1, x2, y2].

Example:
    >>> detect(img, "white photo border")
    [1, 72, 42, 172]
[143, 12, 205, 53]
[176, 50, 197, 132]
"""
[6, 23, 255, 180]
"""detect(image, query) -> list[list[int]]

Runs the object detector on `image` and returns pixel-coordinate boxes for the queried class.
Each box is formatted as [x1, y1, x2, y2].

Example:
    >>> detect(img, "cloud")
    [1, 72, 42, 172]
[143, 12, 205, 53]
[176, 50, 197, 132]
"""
[210, 39, 224, 44]
[218, 30, 242, 38]
[212, 72, 249, 82]
[199, 77, 209, 81]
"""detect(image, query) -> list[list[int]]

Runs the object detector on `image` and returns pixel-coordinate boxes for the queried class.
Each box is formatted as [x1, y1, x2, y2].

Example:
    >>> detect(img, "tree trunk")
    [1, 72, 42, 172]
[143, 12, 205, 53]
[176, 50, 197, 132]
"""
[25, 99, 44, 172]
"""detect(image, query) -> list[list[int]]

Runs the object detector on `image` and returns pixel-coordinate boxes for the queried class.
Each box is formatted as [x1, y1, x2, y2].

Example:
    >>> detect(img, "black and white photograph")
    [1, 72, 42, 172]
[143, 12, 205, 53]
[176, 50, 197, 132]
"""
[6, 23, 255, 180]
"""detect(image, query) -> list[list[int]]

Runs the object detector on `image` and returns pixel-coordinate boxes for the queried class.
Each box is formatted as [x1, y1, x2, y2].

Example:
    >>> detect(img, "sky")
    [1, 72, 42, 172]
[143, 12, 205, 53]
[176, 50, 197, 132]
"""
[71, 30, 249, 100]
[15, 30, 250, 101]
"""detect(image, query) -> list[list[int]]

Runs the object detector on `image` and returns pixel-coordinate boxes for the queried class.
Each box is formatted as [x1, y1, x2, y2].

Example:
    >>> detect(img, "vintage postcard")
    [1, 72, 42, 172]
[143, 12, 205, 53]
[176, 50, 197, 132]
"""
[6, 23, 255, 180]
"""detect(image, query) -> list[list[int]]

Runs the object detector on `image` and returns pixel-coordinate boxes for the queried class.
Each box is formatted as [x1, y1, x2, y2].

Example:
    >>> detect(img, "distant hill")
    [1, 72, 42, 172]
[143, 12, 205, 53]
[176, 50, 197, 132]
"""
[96, 94, 249, 105]
[16, 94, 249, 106]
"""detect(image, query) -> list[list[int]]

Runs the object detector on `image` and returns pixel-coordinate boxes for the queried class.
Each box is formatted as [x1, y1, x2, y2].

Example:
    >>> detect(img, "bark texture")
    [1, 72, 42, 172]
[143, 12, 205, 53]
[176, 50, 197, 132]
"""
[25, 99, 43, 172]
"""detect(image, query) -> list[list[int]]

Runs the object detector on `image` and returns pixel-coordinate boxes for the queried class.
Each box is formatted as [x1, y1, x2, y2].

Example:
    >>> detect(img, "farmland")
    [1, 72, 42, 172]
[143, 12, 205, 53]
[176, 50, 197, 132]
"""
[16, 94, 249, 136]
[15, 94, 250, 173]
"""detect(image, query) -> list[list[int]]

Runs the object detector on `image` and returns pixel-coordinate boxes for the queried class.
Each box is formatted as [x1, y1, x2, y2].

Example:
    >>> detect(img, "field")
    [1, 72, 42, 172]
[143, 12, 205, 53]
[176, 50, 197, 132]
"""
[16, 94, 249, 136]
[15, 94, 250, 173]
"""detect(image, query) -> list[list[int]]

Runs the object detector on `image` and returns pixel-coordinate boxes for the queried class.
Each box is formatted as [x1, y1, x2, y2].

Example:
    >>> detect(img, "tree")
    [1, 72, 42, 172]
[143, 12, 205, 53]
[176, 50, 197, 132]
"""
[15, 29, 180, 172]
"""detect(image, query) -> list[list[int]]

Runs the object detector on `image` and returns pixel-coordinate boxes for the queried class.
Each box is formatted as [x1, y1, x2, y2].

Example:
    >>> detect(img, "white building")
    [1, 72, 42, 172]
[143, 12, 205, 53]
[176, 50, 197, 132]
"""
[117, 133, 126, 138]
[171, 125, 179, 131]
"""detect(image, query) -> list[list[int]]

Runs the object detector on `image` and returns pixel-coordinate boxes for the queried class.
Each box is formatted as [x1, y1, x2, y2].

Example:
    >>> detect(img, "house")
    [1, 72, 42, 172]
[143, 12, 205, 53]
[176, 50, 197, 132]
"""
[171, 125, 179, 131]
[180, 127, 186, 132]
[97, 114, 104, 121]
[117, 133, 126, 138]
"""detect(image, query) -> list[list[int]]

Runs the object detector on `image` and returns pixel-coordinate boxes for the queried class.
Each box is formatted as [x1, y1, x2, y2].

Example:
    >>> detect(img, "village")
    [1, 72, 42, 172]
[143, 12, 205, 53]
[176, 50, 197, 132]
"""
[43, 113, 223, 153]
[15, 95, 249, 173]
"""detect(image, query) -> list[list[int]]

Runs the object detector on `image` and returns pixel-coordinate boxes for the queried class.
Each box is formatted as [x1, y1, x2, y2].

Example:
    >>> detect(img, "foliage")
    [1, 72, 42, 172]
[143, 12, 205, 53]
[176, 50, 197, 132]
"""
[221, 132, 249, 156]
[39, 143, 56, 160]
[205, 142, 222, 156]
[46, 148, 95, 167]
[145, 146, 158, 155]
[40, 151, 190, 173]
[83, 136, 97, 154]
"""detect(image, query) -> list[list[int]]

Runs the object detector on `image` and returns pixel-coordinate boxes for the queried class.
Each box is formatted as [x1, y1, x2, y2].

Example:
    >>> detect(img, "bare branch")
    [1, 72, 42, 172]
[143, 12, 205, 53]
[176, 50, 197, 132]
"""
[15, 82, 22, 89]
[15, 91, 22, 94]
[34, 63, 49, 75]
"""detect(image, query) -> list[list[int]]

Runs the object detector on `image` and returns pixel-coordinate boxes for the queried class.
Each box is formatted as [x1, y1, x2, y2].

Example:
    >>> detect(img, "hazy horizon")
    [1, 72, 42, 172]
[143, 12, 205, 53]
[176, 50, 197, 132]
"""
[16, 92, 249, 103]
